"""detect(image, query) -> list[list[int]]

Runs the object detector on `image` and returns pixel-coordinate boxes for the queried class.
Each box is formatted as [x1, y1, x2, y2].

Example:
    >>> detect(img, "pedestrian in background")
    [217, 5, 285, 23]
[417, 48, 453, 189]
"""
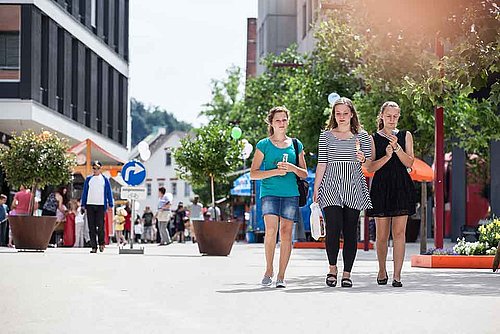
[188, 196, 203, 243]
[81, 160, 114, 253]
[141, 206, 154, 243]
[250, 106, 308, 288]
[156, 187, 172, 245]
[134, 215, 143, 243]
[0, 194, 9, 246]
[123, 202, 132, 241]
[313, 97, 372, 288]
[12, 185, 36, 215]
[114, 206, 127, 246]
[173, 202, 187, 243]
[74, 200, 86, 248]
[367, 101, 416, 287]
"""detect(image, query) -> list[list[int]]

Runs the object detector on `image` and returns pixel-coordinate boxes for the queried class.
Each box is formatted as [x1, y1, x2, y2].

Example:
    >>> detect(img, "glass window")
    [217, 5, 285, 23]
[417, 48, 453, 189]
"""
[0, 5, 21, 81]
[171, 182, 177, 196]
[184, 182, 190, 197]
[165, 151, 172, 166]
[146, 182, 151, 196]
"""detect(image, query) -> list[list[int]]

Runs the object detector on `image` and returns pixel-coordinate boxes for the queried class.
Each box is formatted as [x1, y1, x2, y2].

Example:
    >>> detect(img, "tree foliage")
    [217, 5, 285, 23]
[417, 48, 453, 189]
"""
[0, 130, 76, 215]
[131, 98, 192, 146]
[173, 123, 243, 208]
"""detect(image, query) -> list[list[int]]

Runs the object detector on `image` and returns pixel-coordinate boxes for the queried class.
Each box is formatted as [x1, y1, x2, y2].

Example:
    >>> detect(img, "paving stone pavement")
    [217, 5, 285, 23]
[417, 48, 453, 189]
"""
[1, 241, 499, 334]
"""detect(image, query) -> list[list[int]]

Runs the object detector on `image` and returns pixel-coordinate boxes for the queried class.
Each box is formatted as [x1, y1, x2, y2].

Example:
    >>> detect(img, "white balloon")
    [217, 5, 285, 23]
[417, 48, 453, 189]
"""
[76, 153, 86, 165]
[140, 149, 151, 161]
[328, 92, 341, 105]
[165, 192, 173, 202]
[241, 142, 253, 159]
[138, 141, 149, 154]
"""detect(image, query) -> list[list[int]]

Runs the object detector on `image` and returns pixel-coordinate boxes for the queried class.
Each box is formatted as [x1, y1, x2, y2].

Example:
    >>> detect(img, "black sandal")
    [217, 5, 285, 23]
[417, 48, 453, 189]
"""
[392, 279, 403, 287]
[377, 271, 388, 285]
[341, 278, 353, 288]
[326, 273, 338, 287]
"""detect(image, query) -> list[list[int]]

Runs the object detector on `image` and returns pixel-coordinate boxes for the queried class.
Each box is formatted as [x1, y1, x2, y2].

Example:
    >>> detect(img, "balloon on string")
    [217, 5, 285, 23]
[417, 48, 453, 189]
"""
[240, 141, 253, 160]
[231, 126, 242, 140]
[165, 193, 174, 203]
[140, 149, 151, 161]
[328, 92, 341, 105]
[138, 141, 149, 154]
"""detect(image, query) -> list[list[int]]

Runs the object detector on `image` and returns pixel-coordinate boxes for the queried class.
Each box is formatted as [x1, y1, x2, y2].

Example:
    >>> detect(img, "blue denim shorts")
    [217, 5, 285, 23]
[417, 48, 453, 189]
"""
[261, 196, 299, 221]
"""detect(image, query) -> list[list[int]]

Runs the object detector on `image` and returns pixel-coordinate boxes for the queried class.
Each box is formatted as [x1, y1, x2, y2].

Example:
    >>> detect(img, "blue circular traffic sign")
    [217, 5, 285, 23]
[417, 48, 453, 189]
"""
[121, 160, 147, 186]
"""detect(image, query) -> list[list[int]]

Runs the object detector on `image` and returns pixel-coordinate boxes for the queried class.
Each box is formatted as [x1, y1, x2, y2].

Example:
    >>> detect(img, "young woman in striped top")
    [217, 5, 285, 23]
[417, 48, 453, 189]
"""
[250, 106, 308, 288]
[313, 97, 372, 288]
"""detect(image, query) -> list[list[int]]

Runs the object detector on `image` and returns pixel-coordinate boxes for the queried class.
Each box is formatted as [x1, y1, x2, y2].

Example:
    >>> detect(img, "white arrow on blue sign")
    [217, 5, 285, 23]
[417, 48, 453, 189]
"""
[121, 160, 147, 186]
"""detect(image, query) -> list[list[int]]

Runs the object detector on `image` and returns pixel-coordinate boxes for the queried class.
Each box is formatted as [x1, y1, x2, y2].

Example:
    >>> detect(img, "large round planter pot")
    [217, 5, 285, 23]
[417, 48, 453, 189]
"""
[193, 220, 241, 256]
[9, 216, 57, 251]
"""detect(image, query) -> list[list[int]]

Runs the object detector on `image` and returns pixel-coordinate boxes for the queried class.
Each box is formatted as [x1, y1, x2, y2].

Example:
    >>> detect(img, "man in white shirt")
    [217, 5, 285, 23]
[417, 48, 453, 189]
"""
[81, 161, 114, 253]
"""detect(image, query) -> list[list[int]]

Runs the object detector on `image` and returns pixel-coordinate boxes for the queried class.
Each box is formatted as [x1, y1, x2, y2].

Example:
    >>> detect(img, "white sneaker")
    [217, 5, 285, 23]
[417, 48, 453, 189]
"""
[276, 279, 286, 288]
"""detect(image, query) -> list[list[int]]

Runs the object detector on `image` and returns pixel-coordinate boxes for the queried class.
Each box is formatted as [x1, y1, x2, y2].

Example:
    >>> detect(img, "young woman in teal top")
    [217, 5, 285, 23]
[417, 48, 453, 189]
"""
[250, 106, 308, 288]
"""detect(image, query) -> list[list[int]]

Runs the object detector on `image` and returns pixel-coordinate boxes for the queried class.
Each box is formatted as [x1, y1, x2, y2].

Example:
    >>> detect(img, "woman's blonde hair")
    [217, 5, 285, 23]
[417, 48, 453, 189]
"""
[377, 101, 400, 130]
[325, 97, 361, 134]
[265, 106, 290, 136]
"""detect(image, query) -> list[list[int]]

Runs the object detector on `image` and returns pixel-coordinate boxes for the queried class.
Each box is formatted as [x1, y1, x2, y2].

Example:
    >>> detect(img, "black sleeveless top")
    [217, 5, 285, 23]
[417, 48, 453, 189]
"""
[366, 130, 416, 217]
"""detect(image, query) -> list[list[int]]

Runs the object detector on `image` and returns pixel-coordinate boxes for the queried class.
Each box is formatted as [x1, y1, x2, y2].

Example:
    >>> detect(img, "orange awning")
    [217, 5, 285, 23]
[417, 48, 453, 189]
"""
[362, 158, 434, 182]
[68, 138, 125, 177]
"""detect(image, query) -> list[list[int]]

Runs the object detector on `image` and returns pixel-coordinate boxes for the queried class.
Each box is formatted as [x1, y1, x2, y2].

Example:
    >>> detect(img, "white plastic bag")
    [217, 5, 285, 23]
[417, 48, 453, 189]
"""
[310, 202, 326, 240]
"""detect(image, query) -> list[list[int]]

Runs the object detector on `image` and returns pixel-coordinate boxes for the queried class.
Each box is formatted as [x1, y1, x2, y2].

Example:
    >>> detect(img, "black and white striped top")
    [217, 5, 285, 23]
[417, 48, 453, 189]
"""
[317, 130, 372, 211]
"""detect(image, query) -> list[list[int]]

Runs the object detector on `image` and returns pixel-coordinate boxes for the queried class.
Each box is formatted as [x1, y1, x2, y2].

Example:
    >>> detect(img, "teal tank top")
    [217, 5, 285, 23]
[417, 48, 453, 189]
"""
[256, 137, 303, 198]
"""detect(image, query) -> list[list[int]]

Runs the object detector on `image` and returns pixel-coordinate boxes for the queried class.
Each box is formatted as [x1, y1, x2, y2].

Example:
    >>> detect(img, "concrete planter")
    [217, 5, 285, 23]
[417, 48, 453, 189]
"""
[411, 254, 495, 269]
[9, 216, 57, 251]
[192, 220, 241, 256]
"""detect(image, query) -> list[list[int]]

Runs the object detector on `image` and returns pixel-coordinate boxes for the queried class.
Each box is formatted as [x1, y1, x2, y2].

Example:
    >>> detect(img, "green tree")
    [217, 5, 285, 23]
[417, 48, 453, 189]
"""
[173, 123, 243, 217]
[131, 98, 192, 146]
[0, 130, 76, 215]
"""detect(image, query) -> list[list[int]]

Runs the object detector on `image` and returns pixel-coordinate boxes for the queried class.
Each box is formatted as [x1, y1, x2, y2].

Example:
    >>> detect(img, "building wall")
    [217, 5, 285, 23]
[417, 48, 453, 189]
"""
[296, 0, 320, 54]
[256, 0, 297, 75]
[137, 133, 195, 215]
[0, 1, 129, 157]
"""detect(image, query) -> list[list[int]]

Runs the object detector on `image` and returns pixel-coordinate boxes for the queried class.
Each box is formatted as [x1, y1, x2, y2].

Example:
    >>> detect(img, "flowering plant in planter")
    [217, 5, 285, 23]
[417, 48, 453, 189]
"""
[0, 130, 76, 215]
[452, 218, 500, 256]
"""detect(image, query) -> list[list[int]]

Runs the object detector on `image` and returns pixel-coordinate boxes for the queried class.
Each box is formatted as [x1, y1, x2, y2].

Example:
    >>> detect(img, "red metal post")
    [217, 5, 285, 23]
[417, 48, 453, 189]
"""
[434, 34, 445, 249]
[434, 106, 444, 249]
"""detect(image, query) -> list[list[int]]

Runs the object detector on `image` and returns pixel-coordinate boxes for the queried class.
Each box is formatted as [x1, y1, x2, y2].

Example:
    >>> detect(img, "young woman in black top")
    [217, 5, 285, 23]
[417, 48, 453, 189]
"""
[367, 101, 416, 287]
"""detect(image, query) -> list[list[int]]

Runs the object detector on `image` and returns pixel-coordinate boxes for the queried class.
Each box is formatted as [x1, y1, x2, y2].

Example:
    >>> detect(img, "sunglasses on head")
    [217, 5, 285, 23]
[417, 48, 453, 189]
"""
[92, 166, 100, 170]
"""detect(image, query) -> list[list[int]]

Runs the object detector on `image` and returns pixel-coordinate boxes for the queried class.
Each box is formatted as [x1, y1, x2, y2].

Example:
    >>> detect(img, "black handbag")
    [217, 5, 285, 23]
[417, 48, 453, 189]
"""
[292, 138, 309, 207]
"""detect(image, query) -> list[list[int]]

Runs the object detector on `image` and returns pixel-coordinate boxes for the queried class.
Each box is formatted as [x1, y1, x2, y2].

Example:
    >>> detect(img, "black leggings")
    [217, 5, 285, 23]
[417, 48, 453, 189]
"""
[324, 205, 360, 273]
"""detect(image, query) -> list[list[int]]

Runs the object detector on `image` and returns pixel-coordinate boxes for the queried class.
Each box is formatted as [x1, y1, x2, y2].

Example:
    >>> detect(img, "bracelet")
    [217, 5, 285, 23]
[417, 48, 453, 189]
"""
[361, 156, 367, 163]
[394, 145, 401, 152]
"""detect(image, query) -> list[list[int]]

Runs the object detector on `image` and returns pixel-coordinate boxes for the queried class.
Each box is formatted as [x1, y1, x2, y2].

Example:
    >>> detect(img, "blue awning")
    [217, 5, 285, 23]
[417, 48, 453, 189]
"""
[231, 172, 251, 196]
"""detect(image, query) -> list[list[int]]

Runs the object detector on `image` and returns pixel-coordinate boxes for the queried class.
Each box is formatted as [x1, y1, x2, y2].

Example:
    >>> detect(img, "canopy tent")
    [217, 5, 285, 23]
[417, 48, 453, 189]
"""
[231, 172, 251, 196]
[68, 138, 126, 177]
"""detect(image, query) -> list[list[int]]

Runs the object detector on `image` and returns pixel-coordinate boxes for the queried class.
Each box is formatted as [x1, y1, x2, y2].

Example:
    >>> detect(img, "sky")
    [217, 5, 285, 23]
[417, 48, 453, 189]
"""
[129, 0, 258, 127]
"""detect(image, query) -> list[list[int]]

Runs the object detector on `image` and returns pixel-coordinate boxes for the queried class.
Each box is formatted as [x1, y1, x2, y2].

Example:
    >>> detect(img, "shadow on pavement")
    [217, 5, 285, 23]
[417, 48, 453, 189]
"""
[217, 271, 500, 296]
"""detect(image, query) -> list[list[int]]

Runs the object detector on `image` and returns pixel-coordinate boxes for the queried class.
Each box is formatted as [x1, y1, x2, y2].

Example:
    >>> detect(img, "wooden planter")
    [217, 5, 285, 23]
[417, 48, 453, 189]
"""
[192, 220, 241, 256]
[411, 254, 495, 269]
[9, 215, 57, 251]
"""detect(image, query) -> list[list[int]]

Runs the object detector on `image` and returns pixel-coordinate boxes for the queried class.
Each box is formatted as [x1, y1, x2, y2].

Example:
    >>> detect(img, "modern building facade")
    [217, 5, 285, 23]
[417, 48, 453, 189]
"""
[129, 130, 195, 215]
[0, 0, 130, 160]
[256, 0, 345, 74]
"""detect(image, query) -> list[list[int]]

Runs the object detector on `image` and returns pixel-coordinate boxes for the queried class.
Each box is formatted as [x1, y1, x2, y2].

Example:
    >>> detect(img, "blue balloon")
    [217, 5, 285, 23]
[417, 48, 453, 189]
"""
[328, 92, 341, 105]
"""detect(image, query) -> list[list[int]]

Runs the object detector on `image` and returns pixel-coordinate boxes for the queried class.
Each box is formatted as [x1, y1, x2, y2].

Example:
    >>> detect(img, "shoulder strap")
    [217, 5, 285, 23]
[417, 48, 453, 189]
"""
[292, 138, 299, 167]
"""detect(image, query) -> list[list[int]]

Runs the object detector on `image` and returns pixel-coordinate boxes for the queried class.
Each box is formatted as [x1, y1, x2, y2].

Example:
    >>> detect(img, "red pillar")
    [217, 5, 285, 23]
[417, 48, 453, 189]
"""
[434, 106, 444, 248]
[434, 34, 445, 249]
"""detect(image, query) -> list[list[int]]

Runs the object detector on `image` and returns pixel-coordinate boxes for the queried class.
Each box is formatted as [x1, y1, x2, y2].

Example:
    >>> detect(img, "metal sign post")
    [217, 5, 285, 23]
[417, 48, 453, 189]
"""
[119, 161, 147, 255]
